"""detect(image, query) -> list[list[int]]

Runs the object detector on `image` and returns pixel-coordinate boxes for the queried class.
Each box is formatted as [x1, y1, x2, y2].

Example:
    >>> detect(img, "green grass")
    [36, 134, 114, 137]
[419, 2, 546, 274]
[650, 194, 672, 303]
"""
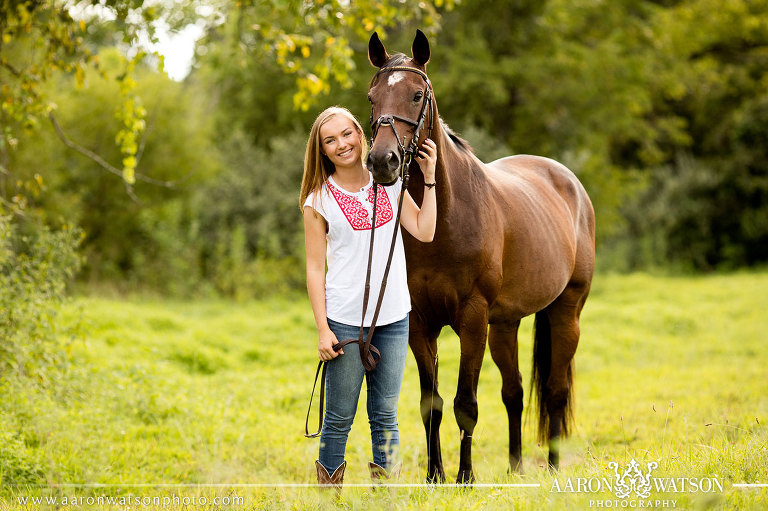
[1, 272, 767, 509]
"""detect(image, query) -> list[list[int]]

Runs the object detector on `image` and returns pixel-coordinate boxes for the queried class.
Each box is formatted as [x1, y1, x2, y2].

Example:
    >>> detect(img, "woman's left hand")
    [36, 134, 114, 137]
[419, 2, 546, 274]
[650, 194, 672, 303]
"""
[399, 137, 438, 242]
[416, 139, 437, 183]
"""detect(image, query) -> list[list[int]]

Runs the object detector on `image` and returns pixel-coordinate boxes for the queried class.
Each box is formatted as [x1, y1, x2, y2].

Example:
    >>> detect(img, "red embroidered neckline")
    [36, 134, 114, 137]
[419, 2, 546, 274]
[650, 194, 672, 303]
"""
[327, 180, 393, 231]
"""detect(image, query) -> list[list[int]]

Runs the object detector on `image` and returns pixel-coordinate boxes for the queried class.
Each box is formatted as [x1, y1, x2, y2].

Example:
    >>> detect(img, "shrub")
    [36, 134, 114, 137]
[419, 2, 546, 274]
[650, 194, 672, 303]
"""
[0, 426, 45, 486]
[196, 130, 306, 299]
[0, 216, 83, 384]
[618, 153, 768, 271]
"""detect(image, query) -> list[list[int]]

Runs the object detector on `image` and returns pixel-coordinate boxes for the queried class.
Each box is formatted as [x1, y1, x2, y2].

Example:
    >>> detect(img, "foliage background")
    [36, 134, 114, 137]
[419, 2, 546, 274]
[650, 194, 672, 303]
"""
[1, 1, 767, 508]
[2, 0, 767, 299]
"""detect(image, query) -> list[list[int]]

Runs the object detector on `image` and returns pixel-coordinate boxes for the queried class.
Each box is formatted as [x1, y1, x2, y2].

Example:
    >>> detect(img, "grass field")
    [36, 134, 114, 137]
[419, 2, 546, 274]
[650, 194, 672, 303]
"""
[1, 272, 767, 509]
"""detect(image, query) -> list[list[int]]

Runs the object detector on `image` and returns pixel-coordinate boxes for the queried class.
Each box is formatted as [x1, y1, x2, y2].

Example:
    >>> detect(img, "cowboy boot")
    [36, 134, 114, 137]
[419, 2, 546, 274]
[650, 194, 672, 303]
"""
[368, 460, 402, 485]
[316, 460, 345, 492]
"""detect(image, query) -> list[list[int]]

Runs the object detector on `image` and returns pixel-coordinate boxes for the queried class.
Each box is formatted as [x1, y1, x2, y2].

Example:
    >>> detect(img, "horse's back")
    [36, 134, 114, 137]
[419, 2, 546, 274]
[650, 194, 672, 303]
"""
[488, 155, 588, 209]
[486, 155, 594, 241]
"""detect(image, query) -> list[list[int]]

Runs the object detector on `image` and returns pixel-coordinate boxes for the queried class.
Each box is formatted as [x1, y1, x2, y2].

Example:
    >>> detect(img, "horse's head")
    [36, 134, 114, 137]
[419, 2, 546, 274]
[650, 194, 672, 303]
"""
[367, 30, 433, 185]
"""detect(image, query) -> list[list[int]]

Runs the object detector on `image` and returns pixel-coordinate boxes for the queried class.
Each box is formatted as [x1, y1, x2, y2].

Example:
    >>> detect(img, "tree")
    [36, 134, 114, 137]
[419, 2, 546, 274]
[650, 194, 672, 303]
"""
[2, 0, 453, 208]
[8, 48, 219, 289]
[205, 0, 454, 111]
[3, 0, 457, 292]
[435, 0, 768, 269]
[622, 0, 768, 269]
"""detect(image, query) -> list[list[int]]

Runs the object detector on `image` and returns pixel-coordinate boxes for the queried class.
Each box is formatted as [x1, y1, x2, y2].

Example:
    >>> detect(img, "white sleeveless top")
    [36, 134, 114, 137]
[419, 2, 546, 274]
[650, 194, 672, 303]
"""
[303, 173, 410, 327]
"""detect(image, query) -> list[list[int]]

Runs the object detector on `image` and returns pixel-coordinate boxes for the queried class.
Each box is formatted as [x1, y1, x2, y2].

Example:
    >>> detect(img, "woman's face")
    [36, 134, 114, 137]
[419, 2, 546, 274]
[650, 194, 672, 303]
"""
[319, 115, 363, 170]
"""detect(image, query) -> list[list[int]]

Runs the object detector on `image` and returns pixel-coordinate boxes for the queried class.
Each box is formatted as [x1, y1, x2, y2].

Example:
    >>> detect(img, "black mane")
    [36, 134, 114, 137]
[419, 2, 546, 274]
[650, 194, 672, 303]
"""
[441, 120, 475, 156]
[383, 53, 409, 68]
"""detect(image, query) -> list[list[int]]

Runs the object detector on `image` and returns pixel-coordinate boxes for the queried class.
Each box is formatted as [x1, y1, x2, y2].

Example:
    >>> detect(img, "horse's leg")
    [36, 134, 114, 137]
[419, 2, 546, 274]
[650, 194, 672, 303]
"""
[409, 313, 445, 483]
[540, 284, 587, 470]
[454, 298, 489, 484]
[488, 319, 523, 473]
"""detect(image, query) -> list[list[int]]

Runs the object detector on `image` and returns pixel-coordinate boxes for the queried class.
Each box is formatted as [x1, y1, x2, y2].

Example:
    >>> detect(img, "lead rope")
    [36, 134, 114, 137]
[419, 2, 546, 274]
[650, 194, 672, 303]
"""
[305, 159, 411, 438]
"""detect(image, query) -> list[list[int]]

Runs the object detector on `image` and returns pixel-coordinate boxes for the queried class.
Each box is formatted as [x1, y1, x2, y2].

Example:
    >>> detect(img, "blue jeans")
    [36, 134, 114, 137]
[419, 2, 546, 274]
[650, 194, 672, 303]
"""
[318, 314, 409, 474]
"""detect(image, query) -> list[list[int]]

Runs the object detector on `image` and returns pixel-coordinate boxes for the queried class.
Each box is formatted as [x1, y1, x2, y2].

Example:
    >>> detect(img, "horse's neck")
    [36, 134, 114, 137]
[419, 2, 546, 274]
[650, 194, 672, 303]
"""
[407, 125, 453, 213]
[431, 122, 472, 216]
[408, 103, 476, 215]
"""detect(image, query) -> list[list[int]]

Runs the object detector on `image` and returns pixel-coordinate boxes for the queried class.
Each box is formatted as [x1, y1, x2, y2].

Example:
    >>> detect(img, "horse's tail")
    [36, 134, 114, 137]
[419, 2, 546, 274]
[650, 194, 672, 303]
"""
[531, 310, 574, 444]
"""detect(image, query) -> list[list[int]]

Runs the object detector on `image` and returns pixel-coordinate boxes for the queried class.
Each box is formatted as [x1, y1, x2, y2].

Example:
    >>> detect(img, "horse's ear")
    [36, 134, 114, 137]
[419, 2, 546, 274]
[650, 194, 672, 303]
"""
[412, 29, 430, 67]
[368, 32, 389, 68]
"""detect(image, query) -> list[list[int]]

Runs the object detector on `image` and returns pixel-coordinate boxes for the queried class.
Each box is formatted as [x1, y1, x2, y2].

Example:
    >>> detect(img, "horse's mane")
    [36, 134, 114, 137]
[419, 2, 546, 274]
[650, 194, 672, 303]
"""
[441, 120, 475, 157]
[381, 53, 410, 69]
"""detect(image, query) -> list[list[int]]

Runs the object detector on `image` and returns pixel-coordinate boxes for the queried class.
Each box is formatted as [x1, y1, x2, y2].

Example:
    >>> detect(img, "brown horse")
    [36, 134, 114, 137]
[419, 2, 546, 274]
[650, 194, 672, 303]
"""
[366, 30, 595, 483]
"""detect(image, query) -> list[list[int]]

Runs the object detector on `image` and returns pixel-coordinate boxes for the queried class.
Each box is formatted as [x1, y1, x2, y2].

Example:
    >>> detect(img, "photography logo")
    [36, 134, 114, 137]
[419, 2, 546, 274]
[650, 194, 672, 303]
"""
[609, 459, 658, 499]
[550, 459, 724, 508]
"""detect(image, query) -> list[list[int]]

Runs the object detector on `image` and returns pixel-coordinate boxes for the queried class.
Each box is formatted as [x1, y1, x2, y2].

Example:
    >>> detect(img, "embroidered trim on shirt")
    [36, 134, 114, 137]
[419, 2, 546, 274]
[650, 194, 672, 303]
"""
[327, 181, 393, 231]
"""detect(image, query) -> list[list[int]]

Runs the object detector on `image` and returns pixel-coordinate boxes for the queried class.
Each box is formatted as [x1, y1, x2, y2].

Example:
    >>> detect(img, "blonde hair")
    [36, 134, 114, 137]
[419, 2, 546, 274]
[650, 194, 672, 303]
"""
[300, 106, 369, 213]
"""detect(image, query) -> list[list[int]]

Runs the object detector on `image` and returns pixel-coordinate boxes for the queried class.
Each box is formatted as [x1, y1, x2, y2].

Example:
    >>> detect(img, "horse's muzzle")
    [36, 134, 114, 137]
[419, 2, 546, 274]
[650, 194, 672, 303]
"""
[367, 149, 401, 185]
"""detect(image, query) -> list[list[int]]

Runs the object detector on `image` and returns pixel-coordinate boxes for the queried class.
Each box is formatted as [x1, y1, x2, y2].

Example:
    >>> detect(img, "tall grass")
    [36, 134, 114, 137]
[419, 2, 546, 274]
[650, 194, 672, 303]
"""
[1, 272, 767, 509]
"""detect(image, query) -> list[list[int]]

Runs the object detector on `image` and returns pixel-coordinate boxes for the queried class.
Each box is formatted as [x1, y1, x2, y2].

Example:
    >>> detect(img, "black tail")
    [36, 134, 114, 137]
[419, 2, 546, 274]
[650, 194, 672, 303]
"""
[530, 310, 574, 444]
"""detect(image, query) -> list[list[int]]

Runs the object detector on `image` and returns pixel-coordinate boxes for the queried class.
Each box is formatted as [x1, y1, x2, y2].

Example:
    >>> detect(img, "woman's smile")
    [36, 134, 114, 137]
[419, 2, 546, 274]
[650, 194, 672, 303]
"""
[320, 115, 364, 170]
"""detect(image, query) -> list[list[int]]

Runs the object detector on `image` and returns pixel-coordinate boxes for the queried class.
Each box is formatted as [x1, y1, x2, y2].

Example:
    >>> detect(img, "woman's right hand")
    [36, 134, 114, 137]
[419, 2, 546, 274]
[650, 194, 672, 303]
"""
[318, 327, 343, 361]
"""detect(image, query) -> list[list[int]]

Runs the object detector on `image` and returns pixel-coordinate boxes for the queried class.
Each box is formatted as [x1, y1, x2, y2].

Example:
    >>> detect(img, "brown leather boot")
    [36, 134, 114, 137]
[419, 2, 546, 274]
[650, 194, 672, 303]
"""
[315, 460, 345, 491]
[368, 460, 402, 484]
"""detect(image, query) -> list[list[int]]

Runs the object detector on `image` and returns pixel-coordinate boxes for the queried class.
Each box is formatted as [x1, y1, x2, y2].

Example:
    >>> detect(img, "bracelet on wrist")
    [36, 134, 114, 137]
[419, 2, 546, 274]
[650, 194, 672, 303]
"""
[424, 182, 436, 189]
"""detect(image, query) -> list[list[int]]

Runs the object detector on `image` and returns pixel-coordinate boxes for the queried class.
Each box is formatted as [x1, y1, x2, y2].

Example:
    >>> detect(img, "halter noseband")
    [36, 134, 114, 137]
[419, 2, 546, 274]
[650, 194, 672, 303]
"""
[369, 66, 434, 159]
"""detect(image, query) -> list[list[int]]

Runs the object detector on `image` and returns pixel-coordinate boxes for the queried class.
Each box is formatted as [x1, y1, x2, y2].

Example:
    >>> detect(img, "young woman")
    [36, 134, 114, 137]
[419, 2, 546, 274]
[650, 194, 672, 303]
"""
[300, 106, 437, 487]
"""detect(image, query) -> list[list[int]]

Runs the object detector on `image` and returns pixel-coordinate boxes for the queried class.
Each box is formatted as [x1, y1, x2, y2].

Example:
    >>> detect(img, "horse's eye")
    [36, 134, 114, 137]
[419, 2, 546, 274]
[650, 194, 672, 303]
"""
[414, 91, 424, 102]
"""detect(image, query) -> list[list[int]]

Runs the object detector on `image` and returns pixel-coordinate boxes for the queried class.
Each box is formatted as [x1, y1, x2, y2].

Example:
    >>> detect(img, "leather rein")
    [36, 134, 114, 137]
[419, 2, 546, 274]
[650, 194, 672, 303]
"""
[305, 65, 434, 438]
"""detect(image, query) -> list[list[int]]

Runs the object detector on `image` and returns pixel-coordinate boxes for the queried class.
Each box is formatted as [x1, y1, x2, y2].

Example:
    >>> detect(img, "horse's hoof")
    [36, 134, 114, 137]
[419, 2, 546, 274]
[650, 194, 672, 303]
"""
[456, 469, 475, 485]
[426, 468, 446, 484]
[508, 455, 524, 474]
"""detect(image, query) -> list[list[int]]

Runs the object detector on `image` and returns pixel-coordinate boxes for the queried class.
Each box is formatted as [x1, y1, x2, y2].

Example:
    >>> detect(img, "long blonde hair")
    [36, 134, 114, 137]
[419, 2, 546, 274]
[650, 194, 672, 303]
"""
[300, 106, 368, 213]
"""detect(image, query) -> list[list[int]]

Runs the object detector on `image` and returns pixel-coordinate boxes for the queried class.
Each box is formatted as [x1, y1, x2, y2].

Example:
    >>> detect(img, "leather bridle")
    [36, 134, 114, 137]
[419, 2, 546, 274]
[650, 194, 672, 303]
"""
[304, 65, 434, 438]
[369, 66, 434, 162]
